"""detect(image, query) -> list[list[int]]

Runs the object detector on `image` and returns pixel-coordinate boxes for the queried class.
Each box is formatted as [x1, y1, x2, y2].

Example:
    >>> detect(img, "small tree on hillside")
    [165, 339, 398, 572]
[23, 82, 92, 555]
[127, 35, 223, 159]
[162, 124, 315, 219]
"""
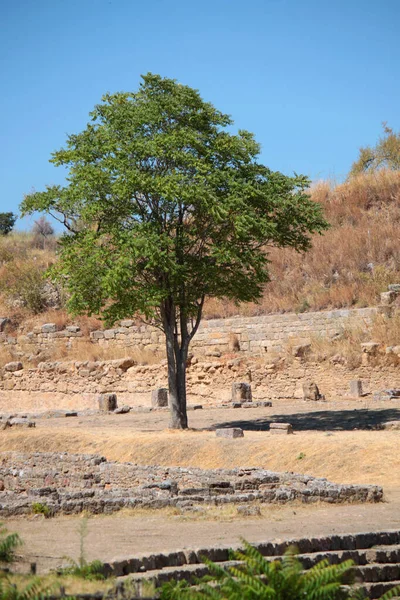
[0, 213, 17, 236]
[349, 123, 400, 177]
[21, 73, 328, 429]
[32, 215, 54, 249]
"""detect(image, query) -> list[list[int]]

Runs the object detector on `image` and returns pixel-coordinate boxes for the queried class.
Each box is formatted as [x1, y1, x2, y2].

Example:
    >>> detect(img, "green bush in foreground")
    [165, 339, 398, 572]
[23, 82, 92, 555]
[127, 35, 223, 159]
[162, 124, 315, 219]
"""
[0, 523, 22, 564]
[161, 542, 400, 600]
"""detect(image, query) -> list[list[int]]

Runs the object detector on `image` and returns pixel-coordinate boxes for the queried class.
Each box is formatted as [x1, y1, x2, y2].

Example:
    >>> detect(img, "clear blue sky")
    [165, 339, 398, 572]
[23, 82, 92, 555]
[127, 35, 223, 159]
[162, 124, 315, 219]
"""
[1, 0, 399, 230]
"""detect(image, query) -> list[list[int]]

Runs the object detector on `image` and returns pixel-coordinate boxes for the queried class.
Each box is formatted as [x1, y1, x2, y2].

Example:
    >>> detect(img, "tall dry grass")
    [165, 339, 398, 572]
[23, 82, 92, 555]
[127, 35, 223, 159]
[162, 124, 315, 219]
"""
[2, 170, 400, 325]
[205, 169, 400, 317]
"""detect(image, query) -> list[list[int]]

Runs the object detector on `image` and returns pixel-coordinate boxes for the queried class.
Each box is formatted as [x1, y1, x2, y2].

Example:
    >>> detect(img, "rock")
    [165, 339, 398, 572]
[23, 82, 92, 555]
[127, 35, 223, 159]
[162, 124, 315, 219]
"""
[98, 393, 118, 411]
[380, 291, 397, 306]
[0, 318, 9, 332]
[215, 428, 244, 438]
[66, 325, 80, 333]
[114, 406, 131, 414]
[120, 320, 134, 327]
[187, 405, 203, 410]
[302, 382, 323, 401]
[131, 406, 153, 413]
[41, 323, 57, 333]
[110, 358, 135, 371]
[382, 421, 400, 430]
[4, 362, 23, 372]
[104, 329, 116, 339]
[151, 388, 168, 408]
[292, 343, 311, 358]
[350, 380, 363, 397]
[237, 505, 261, 517]
[373, 389, 400, 401]
[361, 342, 379, 355]
[0, 421, 11, 430]
[64, 411, 78, 417]
[90, 331, 104, 339]
[388, 284, 400, 293]
[270, 422, 293, 434]
[232, 382, 252, 403]
[9, 418, 35, 428]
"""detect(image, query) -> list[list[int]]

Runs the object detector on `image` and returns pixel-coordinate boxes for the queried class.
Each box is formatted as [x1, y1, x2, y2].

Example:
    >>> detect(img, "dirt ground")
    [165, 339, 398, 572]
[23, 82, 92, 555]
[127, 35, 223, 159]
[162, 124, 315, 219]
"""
[2, 398, 400, 573]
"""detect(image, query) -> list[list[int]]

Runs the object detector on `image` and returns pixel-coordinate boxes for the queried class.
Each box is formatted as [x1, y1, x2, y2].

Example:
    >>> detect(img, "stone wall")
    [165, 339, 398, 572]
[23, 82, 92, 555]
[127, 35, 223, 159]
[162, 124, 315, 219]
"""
[1, 353, 400, 412]
[0, 452, 382, 516]
[3, 307, 378, 358]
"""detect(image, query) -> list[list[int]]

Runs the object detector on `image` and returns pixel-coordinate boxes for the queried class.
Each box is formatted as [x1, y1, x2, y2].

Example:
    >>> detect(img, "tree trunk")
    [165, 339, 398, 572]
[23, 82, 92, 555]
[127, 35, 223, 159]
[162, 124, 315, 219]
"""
[164, 327, 188, 429]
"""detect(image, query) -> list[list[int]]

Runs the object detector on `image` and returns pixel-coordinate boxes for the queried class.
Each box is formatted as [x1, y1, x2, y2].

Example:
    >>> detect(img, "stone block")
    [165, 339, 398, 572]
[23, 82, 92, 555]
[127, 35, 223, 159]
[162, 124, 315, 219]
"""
[232, 382, 252, 403]
[187, 404, 203, 410]
[270, 422, 293, 434]
[120, 320, 135, 327]
[361, 342, 379, 355]
[302, 382, 322, 401]
[151, 388, 168, 408]
[90, 331, 104, 339]
[99, 393, 118, 411]
[9, 418, 35, 428]
[104, 329, 116, 339]
[380, 291, 397, 306]
[4, 362, 23, 372]
[237, 504, 261, 517]
[215, 428, 244, 438]
[66, 325, 80, 333]
[292, 343, 311, 358]
[350, 380, 363, 397]
[114, 406, 131, 414]
[382, 420, 400, 430]
[41, 323, 56, 333]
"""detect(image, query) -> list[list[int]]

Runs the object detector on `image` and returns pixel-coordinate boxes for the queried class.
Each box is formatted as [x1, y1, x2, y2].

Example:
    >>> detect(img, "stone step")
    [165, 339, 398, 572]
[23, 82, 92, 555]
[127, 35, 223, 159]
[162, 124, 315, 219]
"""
[352, 563, 400, 583]
[358, 580, 400, 599]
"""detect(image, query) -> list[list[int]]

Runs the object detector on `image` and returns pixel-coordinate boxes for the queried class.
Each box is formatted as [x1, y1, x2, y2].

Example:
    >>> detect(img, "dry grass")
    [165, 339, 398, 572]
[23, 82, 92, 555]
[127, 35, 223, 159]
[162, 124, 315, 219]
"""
[3, 170, 400, 325]
[1, 428, 398, 487]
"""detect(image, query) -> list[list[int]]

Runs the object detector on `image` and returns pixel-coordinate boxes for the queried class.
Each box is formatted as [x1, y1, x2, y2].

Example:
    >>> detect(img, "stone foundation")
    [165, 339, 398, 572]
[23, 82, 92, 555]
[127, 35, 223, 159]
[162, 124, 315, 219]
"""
[0, 452, 383, 517]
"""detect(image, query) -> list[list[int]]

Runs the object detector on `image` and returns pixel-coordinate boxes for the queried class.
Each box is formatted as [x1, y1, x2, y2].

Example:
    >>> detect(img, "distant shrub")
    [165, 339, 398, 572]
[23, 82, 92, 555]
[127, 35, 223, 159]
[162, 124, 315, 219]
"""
[0, 213, 17, 236]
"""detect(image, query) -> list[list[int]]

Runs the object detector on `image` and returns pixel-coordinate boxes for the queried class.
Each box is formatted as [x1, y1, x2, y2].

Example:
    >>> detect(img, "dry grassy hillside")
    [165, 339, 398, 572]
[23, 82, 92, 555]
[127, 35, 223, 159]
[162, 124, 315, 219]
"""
[2, 169, 400, 331]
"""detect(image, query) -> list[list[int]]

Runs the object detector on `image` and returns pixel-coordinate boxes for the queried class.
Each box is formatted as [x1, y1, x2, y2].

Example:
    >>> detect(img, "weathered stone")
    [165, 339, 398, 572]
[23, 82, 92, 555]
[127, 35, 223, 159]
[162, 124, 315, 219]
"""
[104, 329, 116, 339]
[361, 342, 379, 355]
[292, 343, 311, 358]
[215, 428, 244, 438]
[237, 504, 261, 516]
[373, 389, 400, 401]
[9, 418, 35, 428]
[270, 422, 293, 434]
[120, 320, 135, 327]
[0, 318, 9, 332]
[380, 291, 397, 306]
[99, 393, 118, 411]
[41, 323, 57, 333]
[388, 284, 400, 293]
[232, 382, 252, 403]
[114, 406, 131, 414]
[151, 388, 168, 408]
[187, 404, 203, 410]
[90, 331, 104, 339]
[4, 362, 23, 372]
[382, 420, 400, 430]
[350, 380, 363, 397]
[66, 325, 80, 333]
[302, 382, 322, 401]
[65, 411, 78, 417]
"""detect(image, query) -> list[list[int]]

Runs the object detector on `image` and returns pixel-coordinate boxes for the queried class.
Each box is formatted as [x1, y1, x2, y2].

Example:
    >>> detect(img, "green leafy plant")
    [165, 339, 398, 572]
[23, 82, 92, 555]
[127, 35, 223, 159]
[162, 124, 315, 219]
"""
[21, 73, 328, 429]
[0, 576, 56, 600]
[31, 504, 50, 518]
[0, 213, 17, 236]
[349, 123, 400, 176]
[160, 542, 400, 600]
[0, 523, 22, 564]
[58, 518, 105, 581]
[297, 452, 306, 460]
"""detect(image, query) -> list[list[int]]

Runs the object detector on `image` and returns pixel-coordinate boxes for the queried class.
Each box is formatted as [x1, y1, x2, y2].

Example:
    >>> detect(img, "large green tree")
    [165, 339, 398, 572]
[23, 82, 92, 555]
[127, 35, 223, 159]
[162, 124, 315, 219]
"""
[21, 73, 328, 429]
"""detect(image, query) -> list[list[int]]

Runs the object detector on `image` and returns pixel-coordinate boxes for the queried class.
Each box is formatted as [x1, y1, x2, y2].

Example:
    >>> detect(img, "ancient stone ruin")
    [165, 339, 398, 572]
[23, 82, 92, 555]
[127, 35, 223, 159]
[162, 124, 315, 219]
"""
[0, 452, 383, 517]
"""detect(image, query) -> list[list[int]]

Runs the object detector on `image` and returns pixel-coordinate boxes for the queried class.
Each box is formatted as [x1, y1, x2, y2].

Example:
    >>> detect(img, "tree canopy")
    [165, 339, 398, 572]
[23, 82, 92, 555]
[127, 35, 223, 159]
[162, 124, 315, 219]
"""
[0, 213, 17, 236]
[21, 73, 328, 428]
[349, 123, 400, 177]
